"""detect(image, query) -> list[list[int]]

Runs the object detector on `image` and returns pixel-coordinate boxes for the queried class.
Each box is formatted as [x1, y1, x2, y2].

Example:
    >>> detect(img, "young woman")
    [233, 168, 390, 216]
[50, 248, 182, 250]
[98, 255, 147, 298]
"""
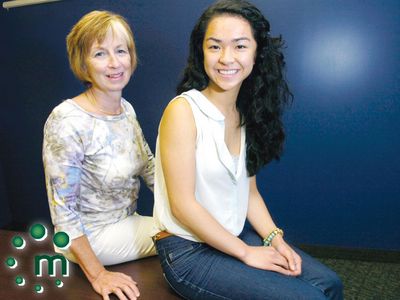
[153, 0, 343, 299]
[43, 11, 156, 300]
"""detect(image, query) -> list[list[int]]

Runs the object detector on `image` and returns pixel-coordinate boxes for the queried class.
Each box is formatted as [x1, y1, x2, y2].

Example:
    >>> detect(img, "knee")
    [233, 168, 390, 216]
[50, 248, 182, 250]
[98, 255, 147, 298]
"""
[325, 271, 344, 299]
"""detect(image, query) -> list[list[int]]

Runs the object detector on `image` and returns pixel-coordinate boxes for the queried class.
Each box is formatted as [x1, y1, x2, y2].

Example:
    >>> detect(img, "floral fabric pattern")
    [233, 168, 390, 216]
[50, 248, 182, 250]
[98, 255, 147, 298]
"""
[43, 99, 154, 240]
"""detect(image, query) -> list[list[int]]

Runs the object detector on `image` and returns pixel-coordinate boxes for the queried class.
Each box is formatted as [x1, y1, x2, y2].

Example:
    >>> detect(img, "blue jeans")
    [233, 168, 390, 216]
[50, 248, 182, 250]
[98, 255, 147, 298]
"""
[155, 228, 343, 299]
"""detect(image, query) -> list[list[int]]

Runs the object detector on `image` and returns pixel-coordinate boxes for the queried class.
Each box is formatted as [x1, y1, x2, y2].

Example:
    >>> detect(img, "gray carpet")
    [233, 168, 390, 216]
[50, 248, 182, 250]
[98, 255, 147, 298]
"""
[319, 258, 400, 300]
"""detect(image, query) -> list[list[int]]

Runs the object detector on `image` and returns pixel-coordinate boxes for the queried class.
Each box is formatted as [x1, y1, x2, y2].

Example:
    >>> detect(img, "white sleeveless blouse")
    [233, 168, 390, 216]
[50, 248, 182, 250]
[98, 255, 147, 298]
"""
[153, 89, 250, 242]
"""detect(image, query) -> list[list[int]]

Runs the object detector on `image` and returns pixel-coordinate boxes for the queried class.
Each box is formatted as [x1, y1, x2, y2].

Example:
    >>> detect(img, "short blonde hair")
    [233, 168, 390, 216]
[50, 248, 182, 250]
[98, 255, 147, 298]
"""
[66, 10, 137, 85]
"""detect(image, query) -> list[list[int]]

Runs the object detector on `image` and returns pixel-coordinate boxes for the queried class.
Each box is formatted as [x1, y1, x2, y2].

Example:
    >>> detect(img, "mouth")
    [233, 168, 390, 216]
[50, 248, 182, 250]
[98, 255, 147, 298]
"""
[106, 72, 124, 79]
[217, 69, 239, 75]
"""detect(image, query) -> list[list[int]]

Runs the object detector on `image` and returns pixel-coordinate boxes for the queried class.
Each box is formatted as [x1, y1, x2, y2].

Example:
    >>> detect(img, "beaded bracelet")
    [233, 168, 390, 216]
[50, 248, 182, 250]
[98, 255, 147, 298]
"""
[263, 228, 284, 247]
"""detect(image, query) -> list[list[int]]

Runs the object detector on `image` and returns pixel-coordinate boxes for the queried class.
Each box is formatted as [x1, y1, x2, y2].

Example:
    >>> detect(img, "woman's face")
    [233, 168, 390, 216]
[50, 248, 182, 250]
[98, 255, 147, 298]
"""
[86, 28, 132, 94]
[202, 15, 257, 93]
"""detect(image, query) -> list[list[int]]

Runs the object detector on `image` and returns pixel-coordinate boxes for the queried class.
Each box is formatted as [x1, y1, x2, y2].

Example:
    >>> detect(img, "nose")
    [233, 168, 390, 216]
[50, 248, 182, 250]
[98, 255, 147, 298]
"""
[108, 53, 121, 68]
[219, 47, 235, 65]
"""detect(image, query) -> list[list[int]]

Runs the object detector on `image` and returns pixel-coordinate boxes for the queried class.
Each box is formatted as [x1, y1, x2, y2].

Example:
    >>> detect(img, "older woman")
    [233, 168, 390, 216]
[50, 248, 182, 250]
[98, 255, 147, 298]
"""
[43, 11, 155, 300]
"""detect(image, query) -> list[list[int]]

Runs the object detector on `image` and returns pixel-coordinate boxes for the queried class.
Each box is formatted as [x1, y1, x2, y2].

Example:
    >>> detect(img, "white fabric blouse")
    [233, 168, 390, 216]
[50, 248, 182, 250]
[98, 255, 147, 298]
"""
[153, 89, 250, 242]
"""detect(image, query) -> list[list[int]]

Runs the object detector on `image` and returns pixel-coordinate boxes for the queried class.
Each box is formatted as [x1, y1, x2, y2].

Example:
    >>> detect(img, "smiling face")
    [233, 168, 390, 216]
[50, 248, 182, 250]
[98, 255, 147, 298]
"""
[86, 25, 132, 94]
[202, 15, 257, 94]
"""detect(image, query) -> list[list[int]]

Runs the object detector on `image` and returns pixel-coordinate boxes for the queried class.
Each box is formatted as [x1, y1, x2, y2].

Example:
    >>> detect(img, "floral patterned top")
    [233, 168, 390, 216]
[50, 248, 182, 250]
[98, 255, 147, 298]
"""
[43, 99, 154, 240]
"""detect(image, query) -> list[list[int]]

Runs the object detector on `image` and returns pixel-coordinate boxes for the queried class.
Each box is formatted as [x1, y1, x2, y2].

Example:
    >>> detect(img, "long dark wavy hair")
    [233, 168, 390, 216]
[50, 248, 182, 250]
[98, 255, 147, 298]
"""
[177, 0, 293, 176]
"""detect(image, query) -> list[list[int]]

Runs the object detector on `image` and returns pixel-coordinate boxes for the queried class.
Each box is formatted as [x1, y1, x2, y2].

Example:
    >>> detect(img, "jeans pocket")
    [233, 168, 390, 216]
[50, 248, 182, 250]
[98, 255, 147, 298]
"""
[162, 241, 203, 281]
[167, 242, 200, 264]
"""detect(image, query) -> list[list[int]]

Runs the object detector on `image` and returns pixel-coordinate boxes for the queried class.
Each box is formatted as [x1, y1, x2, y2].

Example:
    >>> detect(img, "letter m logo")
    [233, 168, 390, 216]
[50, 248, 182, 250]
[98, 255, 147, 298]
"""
[34, 254, 69, 277]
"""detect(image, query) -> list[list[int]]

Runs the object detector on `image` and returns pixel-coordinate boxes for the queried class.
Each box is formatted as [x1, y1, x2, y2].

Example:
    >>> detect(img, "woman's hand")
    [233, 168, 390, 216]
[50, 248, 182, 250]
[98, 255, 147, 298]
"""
[272, 235, 302, 276]
[241, 245, 295, 276]
[91, 269, 140, 300]
[240, 236, 302, 277]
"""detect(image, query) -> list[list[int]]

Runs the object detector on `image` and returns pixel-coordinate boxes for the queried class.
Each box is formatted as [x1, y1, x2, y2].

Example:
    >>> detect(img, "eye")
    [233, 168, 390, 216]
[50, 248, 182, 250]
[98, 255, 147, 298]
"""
[117, 48, 128, 54]
[236, 44, 248, 50]
[94, 51, 105, 58]
[208, 45, 220, 51]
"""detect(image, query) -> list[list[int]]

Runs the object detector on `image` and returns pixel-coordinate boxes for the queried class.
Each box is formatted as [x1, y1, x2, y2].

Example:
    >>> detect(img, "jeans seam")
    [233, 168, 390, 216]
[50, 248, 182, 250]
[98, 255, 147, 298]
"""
[296, 275, 327, 298]
[162, 272, 190, 300]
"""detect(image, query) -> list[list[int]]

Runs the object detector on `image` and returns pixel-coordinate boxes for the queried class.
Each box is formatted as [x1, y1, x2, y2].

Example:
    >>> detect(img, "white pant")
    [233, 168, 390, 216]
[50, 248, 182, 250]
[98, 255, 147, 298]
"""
[62, 214, 157, 266]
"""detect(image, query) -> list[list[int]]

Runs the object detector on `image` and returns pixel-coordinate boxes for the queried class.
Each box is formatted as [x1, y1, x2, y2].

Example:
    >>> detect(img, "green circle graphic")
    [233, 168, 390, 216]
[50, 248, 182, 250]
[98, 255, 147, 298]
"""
[30, 224, 47, 240]
[16, 276, 23, 284]
[12, 236, 25, 248]
[6, 257, 17, 268]
[34, 284, 44, 293]
[55, 279, 63, 288]
[53, 232, 70, 249]
[15, 276, 25, 286]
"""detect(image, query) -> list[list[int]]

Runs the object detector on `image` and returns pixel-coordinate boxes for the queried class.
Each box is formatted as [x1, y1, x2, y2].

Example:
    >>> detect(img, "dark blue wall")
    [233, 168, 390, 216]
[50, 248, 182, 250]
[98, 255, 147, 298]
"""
[0, 161, 11, 227]
[1, 0, 399, 250]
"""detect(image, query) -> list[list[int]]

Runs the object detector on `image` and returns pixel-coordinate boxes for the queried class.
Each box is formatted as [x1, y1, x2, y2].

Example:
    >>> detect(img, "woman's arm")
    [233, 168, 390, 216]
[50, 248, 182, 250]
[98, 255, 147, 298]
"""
[159, 99, 296, 275]
[70, 236, 139, 300]
[247, 176, 302, 275]
[43, 114, 139, 299]
[133, 117, 155, 192]
[246, 176, 278, 239]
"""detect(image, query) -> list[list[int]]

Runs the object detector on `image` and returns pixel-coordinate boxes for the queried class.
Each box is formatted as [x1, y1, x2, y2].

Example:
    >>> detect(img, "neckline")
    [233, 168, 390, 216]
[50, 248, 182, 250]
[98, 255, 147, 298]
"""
[183, 89, 246, 178]
[66, 99, 127, 121]
[185, 89, 225, 121]
[197, 89, 243, 158]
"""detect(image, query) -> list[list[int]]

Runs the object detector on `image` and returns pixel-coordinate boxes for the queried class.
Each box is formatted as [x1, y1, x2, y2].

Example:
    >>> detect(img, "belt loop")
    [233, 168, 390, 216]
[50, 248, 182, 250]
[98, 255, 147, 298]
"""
[153, 231, 173, 242]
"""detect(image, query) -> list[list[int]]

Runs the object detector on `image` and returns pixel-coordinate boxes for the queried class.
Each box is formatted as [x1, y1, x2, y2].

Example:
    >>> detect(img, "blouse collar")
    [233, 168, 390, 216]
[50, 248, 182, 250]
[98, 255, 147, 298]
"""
[182, 89, 225, 122]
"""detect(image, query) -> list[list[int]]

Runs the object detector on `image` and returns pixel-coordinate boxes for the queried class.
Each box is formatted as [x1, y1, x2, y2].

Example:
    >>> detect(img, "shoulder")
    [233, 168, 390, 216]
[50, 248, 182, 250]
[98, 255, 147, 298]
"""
[121, 98, 137, 118]
[166, 96, 192, 113]
[161, 88, 203, 121]
[46, 100, 76, 127]
[49, 99, 75, 115]
[47, 99, 91, 120]
[44, 100, 92, 136]
[160, 96, 196, 139]
[162, 97, 193, 125]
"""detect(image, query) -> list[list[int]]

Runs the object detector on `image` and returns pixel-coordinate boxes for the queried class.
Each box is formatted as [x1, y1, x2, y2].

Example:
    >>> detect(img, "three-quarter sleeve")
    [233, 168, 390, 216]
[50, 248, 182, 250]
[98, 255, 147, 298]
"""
[43, 113, 86, 240]
[138, 127, 155, 191]
[124, 102, 155, 192]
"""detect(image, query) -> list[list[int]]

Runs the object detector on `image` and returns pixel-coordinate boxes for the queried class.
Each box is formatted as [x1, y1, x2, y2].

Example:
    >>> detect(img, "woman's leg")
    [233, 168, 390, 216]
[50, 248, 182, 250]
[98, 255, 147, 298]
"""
[90, 214, 157, 265]
[294, 247, 343, 300]
[240, 227, 343, 300]
[156, 229, 343, 300]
